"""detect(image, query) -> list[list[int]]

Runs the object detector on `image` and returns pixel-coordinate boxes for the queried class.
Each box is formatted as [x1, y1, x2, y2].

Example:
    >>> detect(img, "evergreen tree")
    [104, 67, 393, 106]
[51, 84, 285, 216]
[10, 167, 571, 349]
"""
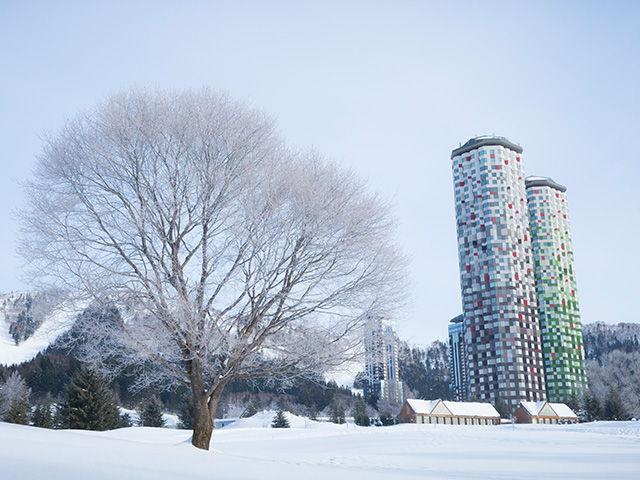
[242, 395, 262, 418]
[1, 372, 31, 425]
[31, 402, 45, 427]
[582, 391, 604, 422]
[59, 367, 120, 431]
[379, 410, 395, 426]
[365, 392, 379, 409]
[353, 397, 370, 426]
[566, 394, 587, 422]
[398, 341, 450, 402]
[604, 388, 629, 421]
[308, 404, 318, 421]
[177, 393, 194, 429]
[565, 394, 581, 414]
[31, 392, 56, 428]
[329, 399, 346, 424]
[5, 393, 31, 425]
[353, 371, 368, 390]
[139, 397, 166, 427]
[494, 398, 511, 419]
[271, 408, 290, 428]
[52, 396, 64, 429]
[243, 402, 258, 418]
[119, 412, 133, 428]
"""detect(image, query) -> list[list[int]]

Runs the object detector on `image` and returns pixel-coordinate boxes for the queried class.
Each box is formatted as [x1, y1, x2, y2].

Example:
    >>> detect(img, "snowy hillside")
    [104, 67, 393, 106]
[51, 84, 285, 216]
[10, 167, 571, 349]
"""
[1, 416, 639, 480]
[583, 321, 640, 359]
[0, 292, 87, 366]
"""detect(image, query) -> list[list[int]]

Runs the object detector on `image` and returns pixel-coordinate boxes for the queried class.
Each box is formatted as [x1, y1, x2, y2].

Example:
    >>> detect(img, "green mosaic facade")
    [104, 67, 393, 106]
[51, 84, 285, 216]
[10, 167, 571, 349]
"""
[525, 177, 587, 402]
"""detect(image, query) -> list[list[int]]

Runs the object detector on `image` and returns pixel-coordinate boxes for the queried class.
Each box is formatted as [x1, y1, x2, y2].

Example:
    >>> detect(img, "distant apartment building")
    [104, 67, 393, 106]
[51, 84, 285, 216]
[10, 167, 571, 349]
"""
[451, 136, 547, 409]
[364, 314, 403, 405]
[525, 176, 587, 401]
[448, 314, 468, 401]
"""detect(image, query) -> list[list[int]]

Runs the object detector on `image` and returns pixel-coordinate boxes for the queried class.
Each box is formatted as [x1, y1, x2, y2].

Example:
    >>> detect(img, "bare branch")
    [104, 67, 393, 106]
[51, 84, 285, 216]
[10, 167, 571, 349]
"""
[19, 88, 407, 449]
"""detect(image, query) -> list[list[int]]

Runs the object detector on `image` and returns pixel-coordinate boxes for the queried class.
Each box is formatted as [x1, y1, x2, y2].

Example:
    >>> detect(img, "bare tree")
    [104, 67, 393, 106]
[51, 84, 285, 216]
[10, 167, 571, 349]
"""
[586, 351, 640, 419]
[20, 88, 406, 449]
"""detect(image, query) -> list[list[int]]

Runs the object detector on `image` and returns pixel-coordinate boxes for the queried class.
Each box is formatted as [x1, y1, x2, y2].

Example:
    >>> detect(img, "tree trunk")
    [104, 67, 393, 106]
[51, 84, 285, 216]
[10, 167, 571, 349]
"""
[189, 365, 227, 450]
[191, 382, 214, 450]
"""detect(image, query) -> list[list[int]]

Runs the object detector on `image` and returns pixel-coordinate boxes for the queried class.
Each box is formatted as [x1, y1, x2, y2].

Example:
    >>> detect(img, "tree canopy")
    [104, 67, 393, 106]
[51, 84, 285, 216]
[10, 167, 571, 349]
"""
[20, 88, 406, 449]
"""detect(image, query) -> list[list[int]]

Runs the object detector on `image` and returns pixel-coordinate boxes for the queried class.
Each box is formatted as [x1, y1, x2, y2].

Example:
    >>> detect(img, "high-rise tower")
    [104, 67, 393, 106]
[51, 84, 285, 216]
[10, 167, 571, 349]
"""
[448, 314, 468, 402]
[525, 176, 587, 401]
[364, 315, 403, 405]
[451, 136, 546, 409]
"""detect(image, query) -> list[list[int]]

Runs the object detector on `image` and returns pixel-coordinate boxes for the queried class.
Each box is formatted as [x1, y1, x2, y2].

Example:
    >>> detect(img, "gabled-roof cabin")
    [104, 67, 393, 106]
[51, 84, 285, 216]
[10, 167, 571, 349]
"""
[514, 401, 578, 424]
[398, 399, 500, 425]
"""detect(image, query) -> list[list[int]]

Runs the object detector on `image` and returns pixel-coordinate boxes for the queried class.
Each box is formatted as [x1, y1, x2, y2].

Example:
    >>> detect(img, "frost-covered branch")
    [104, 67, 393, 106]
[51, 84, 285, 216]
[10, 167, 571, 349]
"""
[20, 88, 407, 449]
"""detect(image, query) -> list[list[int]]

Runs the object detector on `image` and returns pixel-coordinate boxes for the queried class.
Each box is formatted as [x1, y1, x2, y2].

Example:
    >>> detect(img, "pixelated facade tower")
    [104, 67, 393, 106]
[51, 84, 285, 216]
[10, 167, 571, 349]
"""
[525, 176, 587, 401]
[451, 136, 546, 409]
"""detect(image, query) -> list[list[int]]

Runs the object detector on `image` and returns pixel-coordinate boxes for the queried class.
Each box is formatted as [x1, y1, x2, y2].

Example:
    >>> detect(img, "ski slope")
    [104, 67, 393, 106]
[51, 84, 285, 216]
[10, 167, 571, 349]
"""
[0, 295, 87, 366]
[1, 413, 639, 480]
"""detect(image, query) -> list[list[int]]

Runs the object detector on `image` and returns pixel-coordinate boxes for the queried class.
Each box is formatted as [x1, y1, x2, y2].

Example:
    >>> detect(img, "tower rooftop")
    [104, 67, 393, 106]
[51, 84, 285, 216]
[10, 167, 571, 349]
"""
[525, 176, 567, 193]
[451, 135, 523, 159]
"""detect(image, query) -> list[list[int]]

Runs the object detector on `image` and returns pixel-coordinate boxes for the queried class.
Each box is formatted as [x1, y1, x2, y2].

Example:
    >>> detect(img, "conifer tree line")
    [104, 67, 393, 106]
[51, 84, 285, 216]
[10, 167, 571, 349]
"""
[1, 321, 638, 428]
[0, 358, 389, 429]
[0, 367, 170, 431]
[0, 352, 374, 429]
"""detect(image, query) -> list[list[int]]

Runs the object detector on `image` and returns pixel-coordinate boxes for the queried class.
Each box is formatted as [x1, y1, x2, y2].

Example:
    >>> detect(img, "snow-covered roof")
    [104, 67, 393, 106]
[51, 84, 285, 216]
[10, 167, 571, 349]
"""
[442, 401, 500, 418]
[549, 403, 578, 418]
[406, 399, 500, 417]
[518, 401, 577, 418]
[519, 401, 548, 416]
[406, 399, 440, 414]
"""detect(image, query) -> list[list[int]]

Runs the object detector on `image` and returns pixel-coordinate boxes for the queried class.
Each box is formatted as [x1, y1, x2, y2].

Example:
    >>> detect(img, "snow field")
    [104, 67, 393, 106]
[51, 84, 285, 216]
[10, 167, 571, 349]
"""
[1, 413, 639, 480]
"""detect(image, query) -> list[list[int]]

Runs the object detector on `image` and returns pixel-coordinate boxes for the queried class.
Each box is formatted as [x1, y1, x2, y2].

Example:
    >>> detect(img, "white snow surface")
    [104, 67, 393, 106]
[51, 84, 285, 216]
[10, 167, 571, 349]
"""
[2, 414, 639, 480]
[549, 402, 578, 418]
[519, 400, 547, 415]
[120, 408, 181, 429]
[406, 398, 440, 414]
[0, 295, 88, 366]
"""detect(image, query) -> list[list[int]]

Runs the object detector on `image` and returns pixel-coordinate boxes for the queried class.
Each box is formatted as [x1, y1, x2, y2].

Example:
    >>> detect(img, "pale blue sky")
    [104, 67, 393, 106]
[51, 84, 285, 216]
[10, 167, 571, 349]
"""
[1, 0, 638, 344]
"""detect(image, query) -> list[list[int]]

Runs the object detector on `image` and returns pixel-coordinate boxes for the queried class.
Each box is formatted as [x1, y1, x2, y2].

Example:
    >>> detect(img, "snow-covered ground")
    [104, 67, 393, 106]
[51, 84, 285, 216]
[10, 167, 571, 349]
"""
[1, 412, 639, 480]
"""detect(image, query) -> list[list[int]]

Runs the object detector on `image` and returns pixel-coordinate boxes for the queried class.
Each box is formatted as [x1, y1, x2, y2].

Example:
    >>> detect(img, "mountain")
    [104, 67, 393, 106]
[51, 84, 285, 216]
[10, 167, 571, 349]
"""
[398, 340, 450, 400]
[0, 292, 87, 367]
[582, 322, 640, 360]
[581, 322, 640, 418]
